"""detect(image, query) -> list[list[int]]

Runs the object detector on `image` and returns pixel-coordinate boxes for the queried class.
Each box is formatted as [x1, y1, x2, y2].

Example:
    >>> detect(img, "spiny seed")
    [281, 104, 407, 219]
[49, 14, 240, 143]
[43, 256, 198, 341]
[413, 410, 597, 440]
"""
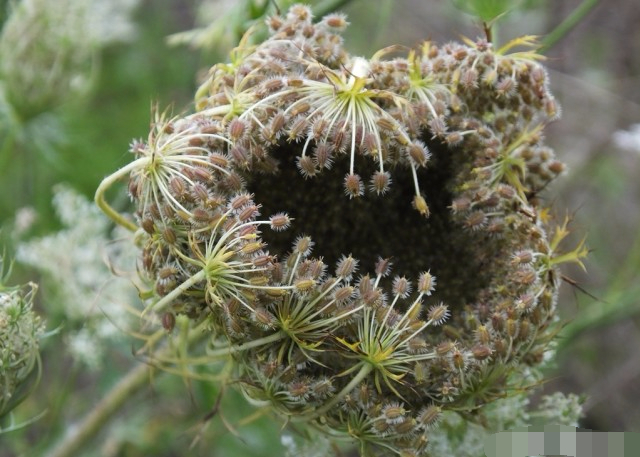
[394, 417, 417, 435]
[252, 307, 276, 328]
[475, 325, 491, 344]
[209, 152, 230, 168]
[472, 344, 493, 360]
[295, 278, 316, 293]
[312, 118, 330, 140]
[313, 142, 333, 169]
[413, 194, 430, 217]
[141, 218, 155, 234]
[417, 271, 435, 295]
[382, 403, 406, 424]
[465, 210, 487, 229]
[231, 193, 253, 210]
[392, 276, 411, 298]
[336, 254, 358, 278]
[263, 78, 284, 93]
[512, 250, 534, 265]
[162, 312, 176, 331]
[324, 13, 348, 29]
[450, 197, 471, 213]
[375, 257, 392, 277]
[296, 155, 317, 178]
[192, 167, 212, 182]
[333, 286, 354, 303]
[238, 204, 260, 222]
[370, 171, 391, 195]
[230, 145, 250, 167]
[228, 118, 247, 141]
[294, 236, 313, 256]
[192, 208, 212, 222]
[419, 405, 441, 427]
[162, 227, 177, 244]
[506, 318, 519, 338]
[290, 101, 311, 116]
[241, 241, 264, 255]
[376, 117, 397, 132]
[251, 254, 272, 268]
[407, 141, 430, 167]
[269, 213, 291, 231]
[427, 304, 449, 325]
[158, 266, 178, 279]
[436, 341, 455, 356]
[169, 177, 186, 197]
[192, 183, 209, 201]
[249, 275, 269, 286]
[344, 173, 364, 198]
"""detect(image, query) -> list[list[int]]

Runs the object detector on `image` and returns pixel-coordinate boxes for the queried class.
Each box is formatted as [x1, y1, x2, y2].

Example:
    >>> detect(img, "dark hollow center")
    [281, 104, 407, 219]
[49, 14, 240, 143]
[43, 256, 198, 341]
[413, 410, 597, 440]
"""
[249, 137, 491, 308]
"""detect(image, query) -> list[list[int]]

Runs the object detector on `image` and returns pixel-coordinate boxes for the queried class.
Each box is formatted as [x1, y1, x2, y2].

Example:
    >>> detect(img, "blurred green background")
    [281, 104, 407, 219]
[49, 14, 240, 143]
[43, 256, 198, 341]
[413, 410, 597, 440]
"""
[1, 0, 639, 455]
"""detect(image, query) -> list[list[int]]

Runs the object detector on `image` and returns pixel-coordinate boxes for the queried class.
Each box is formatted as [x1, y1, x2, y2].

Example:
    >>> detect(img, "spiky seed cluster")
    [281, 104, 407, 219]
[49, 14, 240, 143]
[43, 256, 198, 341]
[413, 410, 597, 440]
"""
[100, 5, 578, 456]
[0, 264, 44, 417]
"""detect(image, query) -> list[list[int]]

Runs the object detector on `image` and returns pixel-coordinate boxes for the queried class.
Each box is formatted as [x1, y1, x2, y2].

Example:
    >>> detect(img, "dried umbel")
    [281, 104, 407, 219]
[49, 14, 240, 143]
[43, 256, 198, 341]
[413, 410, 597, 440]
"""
[97, 5, 585, 455]
[0, 260, 44, 419]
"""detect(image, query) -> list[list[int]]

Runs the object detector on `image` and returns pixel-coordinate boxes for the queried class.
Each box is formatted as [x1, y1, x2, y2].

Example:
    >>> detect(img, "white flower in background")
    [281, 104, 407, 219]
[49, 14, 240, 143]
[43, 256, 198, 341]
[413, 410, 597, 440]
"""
[613, 123, 640, 154]
[16, 185, 138, 369]
[0, 0, 140, 119]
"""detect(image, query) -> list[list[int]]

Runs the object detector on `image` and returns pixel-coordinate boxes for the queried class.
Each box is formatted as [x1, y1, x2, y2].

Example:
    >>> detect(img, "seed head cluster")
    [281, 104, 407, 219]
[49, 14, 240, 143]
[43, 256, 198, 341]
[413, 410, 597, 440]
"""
[0, 263, 44, 418]
[99, 5, 575, 455]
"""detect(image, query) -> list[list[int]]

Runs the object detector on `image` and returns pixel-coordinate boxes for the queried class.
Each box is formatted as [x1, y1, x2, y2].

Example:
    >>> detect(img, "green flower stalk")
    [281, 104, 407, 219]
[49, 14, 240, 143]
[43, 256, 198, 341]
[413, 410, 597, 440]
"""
[0, 257, 44, 424]
[96, 4, 585, 455]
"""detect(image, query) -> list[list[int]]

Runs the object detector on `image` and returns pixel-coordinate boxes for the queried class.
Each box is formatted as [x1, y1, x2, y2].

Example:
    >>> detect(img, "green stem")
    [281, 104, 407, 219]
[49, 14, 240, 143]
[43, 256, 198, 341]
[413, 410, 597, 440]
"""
[540, 0, 599, 53]
[44, 360, 150, 457]
[148, 269, 206, 314]
[94, 157, 150, 232]
[206, 331, 286, 358]
[45, 329, 205, 457]
[296, 363, 373, 422]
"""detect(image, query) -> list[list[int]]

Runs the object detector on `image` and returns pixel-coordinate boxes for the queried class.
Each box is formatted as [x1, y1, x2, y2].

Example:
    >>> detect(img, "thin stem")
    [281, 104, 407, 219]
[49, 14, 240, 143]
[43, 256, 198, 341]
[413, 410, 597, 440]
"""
[296, 363, 373, 421]
[540, 0, 599, 53]
[45, 361, 150, 457]
[94, 157, 151, 232]
[147, 269, 206, 314]
[45, 326, 207, 457]
[206, 331, 285, 358]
